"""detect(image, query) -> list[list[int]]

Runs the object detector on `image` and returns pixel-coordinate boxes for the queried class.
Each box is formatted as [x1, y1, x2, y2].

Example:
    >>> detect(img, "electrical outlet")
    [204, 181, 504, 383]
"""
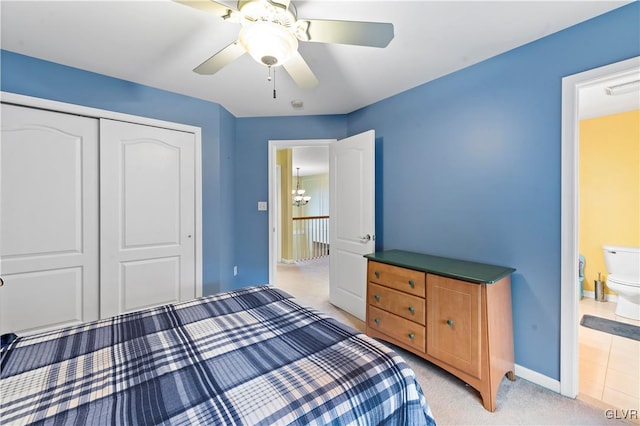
[233, 266, 238, 276]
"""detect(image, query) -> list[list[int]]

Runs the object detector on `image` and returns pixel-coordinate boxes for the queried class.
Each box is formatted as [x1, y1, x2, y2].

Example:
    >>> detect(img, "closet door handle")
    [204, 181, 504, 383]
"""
[0, 277, 3, 287]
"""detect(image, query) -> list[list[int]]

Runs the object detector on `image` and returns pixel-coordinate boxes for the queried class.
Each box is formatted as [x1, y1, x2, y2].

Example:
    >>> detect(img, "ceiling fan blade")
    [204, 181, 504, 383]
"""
[298, 19, 394, 48]
[282, 52, 319, 89]
[194, 41, 246, 75]
[174, 0, 237, 20]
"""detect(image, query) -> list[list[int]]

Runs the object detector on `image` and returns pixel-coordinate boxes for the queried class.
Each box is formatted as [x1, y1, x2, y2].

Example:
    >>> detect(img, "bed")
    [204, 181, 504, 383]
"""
[1, 285, 435, 425]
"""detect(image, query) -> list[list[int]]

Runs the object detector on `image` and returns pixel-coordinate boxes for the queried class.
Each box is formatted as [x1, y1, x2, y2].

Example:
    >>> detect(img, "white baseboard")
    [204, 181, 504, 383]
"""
[515, 364, 560, 393]
[280, 259, 296, 264]
[582, 291, 618, 302]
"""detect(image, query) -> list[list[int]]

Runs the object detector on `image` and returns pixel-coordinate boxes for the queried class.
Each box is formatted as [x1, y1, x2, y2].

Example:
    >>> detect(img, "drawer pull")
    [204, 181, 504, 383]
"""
[408, 333, 415, 340]
[447, 319, 454, 327]
[374, 271, 380, 278]
[374, 294, 381, 301]
[408, 306, 415, 313]
[408, 280, 414, 288]
[374, 318, 380, 324]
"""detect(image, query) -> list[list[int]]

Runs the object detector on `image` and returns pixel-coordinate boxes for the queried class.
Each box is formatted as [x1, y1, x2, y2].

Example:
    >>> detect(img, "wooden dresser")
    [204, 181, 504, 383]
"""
[365, 250, 516, 412]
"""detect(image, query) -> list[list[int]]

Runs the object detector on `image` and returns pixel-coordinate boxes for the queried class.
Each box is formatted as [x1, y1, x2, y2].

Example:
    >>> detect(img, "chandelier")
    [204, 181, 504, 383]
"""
[292, 167, 311, 206]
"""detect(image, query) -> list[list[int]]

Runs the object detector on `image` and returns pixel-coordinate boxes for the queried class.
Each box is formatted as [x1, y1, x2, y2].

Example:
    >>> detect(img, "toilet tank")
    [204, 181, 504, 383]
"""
[603, 245, 640, 279]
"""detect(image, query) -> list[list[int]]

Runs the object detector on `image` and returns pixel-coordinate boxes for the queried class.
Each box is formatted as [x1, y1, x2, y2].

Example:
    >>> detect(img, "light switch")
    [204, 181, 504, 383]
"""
[258, 201, 268, 211]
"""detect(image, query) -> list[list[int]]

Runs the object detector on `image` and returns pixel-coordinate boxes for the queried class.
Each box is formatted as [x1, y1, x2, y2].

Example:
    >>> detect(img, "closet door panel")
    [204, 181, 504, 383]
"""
[0, 104, 99, 335]
[100, 119, 196, 318]
[1, 268, 83, 333]
[122, 141, 181, 248]
[120, 257, 180, 312]
[2, 126, 81, 256]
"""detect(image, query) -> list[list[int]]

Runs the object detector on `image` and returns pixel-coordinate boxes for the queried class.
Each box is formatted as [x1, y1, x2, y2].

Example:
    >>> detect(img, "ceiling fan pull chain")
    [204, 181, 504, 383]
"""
[273, 67, 277, 99]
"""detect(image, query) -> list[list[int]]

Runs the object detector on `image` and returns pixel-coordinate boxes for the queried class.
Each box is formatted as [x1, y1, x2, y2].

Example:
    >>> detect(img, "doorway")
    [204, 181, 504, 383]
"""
[268, 139, 334, 302]
[267, 131, 376, 323]
[560, 56, 639, 400]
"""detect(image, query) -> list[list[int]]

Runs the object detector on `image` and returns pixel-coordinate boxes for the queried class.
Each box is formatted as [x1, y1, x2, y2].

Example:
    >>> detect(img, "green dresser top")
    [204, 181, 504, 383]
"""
[364, 249, 515, 284]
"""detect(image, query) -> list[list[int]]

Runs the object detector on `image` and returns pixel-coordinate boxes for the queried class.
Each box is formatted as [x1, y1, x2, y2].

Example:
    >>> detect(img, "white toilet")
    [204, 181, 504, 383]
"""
[602, 245, 640, 320]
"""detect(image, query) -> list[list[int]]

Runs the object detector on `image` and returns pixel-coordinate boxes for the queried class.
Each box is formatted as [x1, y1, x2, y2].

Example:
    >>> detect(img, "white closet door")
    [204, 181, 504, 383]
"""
[100, 119, 195, 318]
[0, 104, 99, 335]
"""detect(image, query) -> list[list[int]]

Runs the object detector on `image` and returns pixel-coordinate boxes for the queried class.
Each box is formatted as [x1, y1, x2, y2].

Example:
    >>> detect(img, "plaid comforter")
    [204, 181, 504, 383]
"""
[1, 285, 435, 425]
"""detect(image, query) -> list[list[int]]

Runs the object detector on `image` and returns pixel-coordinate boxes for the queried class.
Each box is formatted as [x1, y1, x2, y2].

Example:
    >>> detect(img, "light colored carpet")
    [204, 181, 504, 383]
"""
[276, 257, 635, 425]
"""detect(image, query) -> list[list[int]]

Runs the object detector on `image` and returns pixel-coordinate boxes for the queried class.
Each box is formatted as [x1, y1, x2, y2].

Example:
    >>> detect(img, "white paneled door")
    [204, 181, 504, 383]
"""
[99, 119, 196, 318]
[0, 104, 99, 334]
[329, 130, 375, 321]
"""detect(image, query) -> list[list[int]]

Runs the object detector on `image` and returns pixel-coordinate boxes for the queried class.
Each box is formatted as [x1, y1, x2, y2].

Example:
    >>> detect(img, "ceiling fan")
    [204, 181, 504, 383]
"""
[175, 0, 394, 89]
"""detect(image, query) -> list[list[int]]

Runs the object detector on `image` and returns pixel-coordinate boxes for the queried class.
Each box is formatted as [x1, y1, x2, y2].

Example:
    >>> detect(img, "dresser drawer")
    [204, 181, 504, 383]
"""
[368, 282, 425, 325]
[368, 305, 425, 352]
[367, 261, 425, 297]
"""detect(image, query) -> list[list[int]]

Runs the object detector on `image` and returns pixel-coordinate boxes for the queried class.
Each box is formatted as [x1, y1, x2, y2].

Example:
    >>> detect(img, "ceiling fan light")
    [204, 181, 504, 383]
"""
[239, 21, 298, 67]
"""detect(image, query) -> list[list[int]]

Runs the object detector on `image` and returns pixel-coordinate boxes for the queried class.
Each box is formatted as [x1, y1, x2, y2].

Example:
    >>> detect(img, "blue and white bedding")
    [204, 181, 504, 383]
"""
[1, 285, 435, 425]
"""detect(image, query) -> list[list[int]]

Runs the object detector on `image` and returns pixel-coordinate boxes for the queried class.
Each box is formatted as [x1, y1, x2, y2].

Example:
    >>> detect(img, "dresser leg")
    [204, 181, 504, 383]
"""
[506, 370, 516, 381]
[481, 390, 497, 412]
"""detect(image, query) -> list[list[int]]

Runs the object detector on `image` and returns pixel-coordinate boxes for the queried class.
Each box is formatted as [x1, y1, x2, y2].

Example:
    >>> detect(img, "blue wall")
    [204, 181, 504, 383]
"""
[347, 3, 640, 379]
[0, 50, 236, 296]
[1, 1, 638, 382]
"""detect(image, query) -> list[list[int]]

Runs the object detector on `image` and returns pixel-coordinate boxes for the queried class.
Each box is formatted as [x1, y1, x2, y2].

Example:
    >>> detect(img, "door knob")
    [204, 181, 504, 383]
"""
[0, 277, 3, 287]
[359, 234, 371, 243]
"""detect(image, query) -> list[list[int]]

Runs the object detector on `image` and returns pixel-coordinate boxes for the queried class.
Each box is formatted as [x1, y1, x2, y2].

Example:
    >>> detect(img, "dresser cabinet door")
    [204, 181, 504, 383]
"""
[427, 274, 482, 378]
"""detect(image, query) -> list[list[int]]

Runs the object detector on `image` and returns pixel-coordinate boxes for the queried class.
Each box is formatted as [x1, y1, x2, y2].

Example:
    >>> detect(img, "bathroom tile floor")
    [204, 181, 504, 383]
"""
[578, 297, 640, 415]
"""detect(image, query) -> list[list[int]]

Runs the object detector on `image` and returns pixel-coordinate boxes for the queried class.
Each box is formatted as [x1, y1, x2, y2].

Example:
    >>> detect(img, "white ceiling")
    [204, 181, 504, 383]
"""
[1, 0, 632, 118]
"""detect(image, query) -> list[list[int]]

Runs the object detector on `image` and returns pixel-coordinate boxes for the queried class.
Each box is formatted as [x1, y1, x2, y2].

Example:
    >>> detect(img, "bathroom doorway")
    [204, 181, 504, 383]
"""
[560, 56, 640, 405]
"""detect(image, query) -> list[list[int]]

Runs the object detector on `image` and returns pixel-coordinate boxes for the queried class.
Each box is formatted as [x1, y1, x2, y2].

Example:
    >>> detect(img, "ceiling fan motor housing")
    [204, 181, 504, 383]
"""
[238, 0, 297, 27]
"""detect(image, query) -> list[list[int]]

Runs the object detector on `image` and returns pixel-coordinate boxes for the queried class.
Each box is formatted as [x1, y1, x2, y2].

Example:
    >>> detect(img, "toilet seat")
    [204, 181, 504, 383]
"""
[608, 274, 640, 287]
